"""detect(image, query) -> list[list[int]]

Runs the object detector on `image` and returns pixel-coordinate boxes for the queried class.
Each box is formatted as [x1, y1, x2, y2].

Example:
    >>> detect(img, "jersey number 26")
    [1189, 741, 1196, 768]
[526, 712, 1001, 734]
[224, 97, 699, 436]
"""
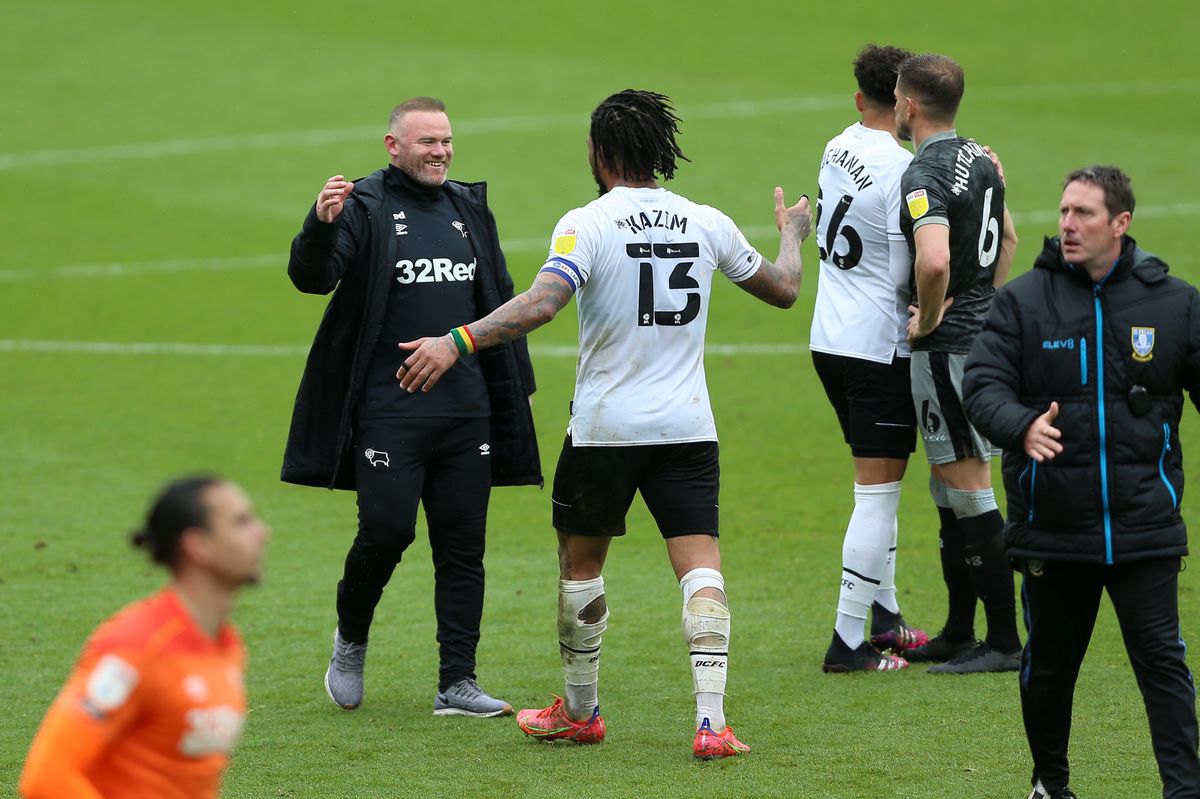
[815, 190, 863, 270]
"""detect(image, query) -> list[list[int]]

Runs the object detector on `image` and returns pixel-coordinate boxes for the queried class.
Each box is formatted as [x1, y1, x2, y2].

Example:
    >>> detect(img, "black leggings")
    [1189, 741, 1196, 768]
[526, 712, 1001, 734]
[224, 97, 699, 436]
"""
[338, 416, 492, 692]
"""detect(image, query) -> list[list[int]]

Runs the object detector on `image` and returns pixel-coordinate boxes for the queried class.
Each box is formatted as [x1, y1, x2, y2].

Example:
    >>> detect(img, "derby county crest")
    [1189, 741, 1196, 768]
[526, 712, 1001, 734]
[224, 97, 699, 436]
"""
[1131, 326, 1155, 362]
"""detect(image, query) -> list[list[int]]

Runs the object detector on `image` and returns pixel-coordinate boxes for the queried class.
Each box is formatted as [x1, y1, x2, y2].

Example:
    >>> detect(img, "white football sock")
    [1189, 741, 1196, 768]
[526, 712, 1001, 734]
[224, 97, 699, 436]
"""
[680, 568, 728, 731]
[558, 577, 607, 720]
[835, 481, 902, 648]
[874, 518, 901, 615]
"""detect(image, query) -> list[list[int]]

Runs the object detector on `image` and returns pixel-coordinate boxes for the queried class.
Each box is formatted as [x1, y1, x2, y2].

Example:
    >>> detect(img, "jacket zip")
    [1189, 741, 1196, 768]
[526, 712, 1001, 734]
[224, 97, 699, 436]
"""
[1160, 422, 1179, 509]
[1079, 336, 1088, 385]
[1023, 458, 1038, 522]
[1094, 285, 1114, 564]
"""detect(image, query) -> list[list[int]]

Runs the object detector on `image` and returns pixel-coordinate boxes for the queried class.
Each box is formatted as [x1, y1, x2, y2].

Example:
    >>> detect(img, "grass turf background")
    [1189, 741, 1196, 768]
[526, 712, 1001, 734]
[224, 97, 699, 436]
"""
[2, 0, 1198, 796]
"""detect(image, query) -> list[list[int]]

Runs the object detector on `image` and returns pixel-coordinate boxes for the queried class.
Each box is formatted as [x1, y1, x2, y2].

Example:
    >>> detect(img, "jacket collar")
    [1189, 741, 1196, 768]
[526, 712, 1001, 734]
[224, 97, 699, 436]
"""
[916, 128, 956, 158]
[350, 167, 488, 210]
[1035, 234, 1167, 287]
[385, 164, 442, 205]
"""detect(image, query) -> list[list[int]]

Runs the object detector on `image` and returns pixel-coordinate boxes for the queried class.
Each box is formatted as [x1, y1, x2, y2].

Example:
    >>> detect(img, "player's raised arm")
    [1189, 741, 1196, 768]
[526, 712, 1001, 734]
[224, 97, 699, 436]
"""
[396, 271, 575, 393]
[734, 188, 811, 308]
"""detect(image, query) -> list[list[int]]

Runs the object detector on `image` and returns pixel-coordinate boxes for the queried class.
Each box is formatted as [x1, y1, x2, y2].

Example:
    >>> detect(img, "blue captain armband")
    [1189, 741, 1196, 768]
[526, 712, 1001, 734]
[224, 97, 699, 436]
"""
[538, 257, 583, 293]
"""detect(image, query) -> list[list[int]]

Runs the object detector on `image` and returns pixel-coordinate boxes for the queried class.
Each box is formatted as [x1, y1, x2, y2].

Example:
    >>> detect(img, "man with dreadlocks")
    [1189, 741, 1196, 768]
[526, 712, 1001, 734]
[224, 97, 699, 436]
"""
[395, 89, 812, 758]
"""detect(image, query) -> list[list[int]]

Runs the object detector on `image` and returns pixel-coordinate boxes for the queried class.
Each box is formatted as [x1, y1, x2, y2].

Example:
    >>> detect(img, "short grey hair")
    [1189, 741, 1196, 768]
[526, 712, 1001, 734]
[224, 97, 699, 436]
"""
[388, 96, 447, 133]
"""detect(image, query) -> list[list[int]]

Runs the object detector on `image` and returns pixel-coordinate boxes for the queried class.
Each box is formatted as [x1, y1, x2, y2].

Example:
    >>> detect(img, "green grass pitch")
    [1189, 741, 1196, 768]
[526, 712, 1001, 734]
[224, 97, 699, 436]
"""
[2, 0, 1199, 796]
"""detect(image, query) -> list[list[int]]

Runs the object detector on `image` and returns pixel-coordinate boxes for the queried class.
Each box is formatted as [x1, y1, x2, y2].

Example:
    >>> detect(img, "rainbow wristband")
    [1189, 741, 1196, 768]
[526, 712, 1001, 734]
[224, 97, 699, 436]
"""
[449, 325, 476, 356]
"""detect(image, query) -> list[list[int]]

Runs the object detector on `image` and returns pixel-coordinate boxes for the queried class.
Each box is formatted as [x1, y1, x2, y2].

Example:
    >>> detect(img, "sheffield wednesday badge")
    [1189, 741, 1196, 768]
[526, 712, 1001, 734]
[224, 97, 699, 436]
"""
[1131, 326, 1155, 362]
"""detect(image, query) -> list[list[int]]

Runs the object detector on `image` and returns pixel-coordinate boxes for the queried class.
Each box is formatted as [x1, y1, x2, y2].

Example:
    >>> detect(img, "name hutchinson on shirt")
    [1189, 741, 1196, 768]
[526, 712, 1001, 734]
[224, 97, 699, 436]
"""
[394, 258, 477, 284]
[615, 210, 688, 235]
[950, 140, 988, 196]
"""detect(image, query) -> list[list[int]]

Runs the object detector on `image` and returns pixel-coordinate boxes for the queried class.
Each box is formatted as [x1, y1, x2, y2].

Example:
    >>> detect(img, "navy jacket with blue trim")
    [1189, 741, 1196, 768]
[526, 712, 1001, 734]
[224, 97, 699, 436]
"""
[963, 235, 1200, 564]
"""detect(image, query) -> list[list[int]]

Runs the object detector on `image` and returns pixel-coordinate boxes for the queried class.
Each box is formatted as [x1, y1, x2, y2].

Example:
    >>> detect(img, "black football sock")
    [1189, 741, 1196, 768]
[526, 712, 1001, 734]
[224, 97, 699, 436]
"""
[958, 508, 1020, 652]
[938, 506, 977, 642]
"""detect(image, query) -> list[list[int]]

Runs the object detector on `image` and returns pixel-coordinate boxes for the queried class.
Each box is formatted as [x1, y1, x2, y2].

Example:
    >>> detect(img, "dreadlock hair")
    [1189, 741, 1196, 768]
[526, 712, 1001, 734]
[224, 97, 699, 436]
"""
[589, 90, 689, 183]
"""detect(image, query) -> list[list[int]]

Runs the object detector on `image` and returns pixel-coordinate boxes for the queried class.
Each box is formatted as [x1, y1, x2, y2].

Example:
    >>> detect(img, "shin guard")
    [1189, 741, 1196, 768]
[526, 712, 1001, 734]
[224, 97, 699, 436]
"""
[558, 577, 607, 718]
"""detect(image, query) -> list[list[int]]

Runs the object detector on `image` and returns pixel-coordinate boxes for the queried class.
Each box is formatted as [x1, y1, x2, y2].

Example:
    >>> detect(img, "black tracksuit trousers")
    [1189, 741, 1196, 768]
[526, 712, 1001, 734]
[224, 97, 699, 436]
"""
[1020, 557, 1200, 798]
[338, 416, 492, 693]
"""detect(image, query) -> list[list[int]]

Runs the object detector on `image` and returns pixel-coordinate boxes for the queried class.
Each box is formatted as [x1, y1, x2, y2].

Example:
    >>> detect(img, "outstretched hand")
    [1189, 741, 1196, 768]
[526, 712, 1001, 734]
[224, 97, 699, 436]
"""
[396, 336, 459, 393]
[775, 188, 812, 240]
[1024, 401, 1063, 462]
[316, 175, 355, 223]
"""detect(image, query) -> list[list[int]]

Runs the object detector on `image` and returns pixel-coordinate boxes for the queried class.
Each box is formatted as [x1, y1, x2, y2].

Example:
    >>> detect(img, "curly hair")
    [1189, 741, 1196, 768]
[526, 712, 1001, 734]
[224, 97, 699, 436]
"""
[589, 89, 690, 183]
[854, 44, 914, 107]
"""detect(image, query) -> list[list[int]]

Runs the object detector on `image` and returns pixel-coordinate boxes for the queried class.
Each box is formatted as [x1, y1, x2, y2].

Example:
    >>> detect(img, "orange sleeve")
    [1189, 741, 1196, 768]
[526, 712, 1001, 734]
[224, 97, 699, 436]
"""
[19, 650, 145, 799]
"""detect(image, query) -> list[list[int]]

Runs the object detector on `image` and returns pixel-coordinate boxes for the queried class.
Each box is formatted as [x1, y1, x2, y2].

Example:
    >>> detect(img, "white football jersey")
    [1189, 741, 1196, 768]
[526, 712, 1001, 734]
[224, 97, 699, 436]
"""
[540, 186, 762, 445]
[810, 123, 913, 363]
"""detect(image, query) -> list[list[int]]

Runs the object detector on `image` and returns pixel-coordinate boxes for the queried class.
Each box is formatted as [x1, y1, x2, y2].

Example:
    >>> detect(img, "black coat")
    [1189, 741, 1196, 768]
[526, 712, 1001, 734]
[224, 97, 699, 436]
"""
[963, 235, 1200, 564]
[281, 168, 542, 491]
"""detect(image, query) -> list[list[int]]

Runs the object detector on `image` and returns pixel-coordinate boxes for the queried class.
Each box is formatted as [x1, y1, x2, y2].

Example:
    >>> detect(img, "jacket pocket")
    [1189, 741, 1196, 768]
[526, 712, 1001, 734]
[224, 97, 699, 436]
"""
[1159, 422, 1179, 510]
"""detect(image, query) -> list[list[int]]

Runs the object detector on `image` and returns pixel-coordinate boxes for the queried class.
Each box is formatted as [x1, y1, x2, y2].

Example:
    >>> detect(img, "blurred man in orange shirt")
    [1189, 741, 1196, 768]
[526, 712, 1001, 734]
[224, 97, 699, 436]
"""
[19, 475, 270, 799]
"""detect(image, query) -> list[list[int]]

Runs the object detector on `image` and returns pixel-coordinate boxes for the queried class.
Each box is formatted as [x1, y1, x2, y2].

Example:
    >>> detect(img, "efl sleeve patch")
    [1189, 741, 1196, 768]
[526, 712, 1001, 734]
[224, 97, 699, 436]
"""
[83, 654, 139, 716]
[539, 257, 583, 292]
[553, 229, 577, 255]
[905, 189, 930, 220]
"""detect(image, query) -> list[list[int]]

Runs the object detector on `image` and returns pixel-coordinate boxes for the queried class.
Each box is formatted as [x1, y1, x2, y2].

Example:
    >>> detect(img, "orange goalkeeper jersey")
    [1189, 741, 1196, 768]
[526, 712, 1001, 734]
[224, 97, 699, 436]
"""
[19, 588, 246, 799]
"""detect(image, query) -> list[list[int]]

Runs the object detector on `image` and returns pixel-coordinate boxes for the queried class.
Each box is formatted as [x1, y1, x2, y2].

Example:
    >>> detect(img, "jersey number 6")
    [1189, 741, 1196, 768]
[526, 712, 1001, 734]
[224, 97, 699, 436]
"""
[630, 242, 701, 327]
[977, 186, 1000, 269]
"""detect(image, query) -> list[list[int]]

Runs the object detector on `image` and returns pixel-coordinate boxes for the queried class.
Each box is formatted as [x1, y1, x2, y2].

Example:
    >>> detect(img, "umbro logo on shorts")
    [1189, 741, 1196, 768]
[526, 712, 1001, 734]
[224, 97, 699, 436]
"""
[479, 443, 491, 455]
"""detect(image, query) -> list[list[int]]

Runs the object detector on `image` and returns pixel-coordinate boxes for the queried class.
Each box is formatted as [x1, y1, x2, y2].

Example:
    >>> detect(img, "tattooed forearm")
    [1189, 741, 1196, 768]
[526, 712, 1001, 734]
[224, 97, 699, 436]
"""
[764, 215, 807, 306]
[788, 209, 813, 242]
[469, 273, 573, 349]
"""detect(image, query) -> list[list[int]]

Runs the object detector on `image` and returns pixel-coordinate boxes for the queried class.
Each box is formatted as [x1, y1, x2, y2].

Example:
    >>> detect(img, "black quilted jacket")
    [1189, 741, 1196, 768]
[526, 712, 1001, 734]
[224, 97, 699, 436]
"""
[964, 235, 1200, 564]
[282, 168, 542, 491]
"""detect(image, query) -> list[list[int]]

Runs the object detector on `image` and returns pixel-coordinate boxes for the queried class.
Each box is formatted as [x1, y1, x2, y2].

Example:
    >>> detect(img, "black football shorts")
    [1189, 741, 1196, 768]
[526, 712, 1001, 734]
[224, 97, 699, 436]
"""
[551, 436, 719, 538]
[812, 350, 917, 459]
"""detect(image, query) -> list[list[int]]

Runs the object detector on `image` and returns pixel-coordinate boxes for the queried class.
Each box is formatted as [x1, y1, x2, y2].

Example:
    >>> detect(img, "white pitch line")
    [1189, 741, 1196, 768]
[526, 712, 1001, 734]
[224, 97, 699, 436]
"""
[0, 339, 807, 358]
[3, 201, 1198, 283]
[2, 79, 1195, 172]
[740, 202, 1200, 239]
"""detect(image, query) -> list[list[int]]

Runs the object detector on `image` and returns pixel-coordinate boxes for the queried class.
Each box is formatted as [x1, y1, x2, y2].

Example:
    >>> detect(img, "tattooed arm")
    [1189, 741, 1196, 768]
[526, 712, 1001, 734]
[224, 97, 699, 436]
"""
[396, 272, 574, 393]
[734, 188, 811, 308]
